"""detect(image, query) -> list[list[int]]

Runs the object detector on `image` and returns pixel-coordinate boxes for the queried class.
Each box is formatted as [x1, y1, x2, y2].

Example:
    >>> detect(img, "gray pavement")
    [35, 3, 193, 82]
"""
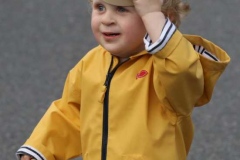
[0, 1, 239, 160]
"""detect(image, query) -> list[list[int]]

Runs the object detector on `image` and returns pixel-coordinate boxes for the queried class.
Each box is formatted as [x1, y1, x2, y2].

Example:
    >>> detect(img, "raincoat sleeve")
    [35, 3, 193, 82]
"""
[16, 61, 83, 160]
[184, 35, 230, 106]
[144, 19, 230, 116]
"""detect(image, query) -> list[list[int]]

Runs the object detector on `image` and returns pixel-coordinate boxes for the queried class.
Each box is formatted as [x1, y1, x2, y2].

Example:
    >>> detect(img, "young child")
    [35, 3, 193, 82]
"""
[17, 0, 230, 159]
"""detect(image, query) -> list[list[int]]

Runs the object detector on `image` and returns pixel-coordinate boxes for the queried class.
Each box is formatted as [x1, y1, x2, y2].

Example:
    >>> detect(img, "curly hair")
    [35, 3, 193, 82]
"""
[161, 0, 191, 27]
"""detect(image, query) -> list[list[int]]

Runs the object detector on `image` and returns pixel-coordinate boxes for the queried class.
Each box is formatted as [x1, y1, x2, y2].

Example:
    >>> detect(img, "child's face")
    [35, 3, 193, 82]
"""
[91, 0, 146, 58]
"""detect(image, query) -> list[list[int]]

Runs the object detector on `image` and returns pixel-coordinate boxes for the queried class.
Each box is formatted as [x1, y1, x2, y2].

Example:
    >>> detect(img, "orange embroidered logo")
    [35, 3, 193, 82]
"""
[136, 70, 148, 79]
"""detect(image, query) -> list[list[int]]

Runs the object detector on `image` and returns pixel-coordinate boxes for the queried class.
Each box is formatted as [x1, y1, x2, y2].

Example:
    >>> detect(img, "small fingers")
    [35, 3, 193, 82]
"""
[21, 154, 36, 160]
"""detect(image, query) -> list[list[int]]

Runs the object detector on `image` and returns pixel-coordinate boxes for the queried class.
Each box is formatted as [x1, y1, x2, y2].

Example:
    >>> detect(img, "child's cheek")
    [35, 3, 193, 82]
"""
[91, 16, 100, 32]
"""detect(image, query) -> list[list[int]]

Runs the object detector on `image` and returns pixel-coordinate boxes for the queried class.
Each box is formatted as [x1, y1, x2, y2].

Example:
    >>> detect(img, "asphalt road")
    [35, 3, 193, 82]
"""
[0, 1, 239, 160]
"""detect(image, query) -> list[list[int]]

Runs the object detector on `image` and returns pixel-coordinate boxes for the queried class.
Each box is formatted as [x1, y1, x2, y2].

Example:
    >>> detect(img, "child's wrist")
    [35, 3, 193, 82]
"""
[141, 11, 166, 27]
[141, 11, 166, 42]
[141, 11, 165, 20]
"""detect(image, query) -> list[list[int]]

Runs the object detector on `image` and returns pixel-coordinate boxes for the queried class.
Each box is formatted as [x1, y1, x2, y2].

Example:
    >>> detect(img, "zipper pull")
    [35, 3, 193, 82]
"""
[99, 85, 107, 103]
[104, 73, 113, 87]
[99, 73, 112, 103]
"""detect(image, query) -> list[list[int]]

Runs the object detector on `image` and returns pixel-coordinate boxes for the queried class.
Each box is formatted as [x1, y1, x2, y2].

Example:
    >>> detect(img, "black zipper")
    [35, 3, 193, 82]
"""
[101, 57, 128, 160]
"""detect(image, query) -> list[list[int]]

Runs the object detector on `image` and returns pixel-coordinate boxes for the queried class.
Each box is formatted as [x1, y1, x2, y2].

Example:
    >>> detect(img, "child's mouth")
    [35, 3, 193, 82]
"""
[103, 32, 120, 37]
[102, 32, 121, 41]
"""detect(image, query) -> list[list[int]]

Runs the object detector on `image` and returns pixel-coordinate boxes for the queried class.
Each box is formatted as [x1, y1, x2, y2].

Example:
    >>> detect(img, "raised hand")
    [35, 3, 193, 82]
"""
[132, 0, 164, 17]
[133, 0, 166, 42]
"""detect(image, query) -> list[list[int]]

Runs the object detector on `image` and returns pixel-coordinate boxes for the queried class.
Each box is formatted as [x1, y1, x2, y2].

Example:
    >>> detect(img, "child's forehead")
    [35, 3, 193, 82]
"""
[103, 0, 134, 6]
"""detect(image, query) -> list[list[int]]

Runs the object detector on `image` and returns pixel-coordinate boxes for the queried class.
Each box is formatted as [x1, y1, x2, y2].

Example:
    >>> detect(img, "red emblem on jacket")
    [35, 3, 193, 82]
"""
[136, 70, 148, 79]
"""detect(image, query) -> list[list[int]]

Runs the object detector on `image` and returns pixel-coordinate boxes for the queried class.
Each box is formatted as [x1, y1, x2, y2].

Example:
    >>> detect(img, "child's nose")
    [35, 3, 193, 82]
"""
[101, 11, 116, 25]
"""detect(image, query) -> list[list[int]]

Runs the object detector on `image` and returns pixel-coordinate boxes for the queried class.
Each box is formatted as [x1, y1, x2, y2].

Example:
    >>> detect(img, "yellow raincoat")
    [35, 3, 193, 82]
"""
[17, 30, 230, 160]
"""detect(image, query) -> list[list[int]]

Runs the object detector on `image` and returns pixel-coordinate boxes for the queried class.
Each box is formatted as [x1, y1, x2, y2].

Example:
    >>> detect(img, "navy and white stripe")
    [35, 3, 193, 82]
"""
[16, 145, 46, 160]
[144, 18, 176, 54]
[143, 19, 220, 62]
[194, 45, 219, 61]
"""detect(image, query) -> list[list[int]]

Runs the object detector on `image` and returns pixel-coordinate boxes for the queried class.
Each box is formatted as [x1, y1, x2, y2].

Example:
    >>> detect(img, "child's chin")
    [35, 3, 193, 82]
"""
[104, 47, 122, 56]
[107, 51, 126, 59]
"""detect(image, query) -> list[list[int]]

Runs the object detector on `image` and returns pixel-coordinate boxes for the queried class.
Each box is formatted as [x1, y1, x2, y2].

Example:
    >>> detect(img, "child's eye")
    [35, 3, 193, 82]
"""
[98, 4, 105, 11]
[117, 6, 128, 12]
[95, 4, 105, 12]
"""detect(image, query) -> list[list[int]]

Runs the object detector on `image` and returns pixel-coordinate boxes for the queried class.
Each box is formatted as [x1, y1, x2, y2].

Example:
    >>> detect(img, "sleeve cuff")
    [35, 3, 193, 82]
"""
[193, 45, 220, 61]
[16, 145, 46, 160]
[144, 18, 177, 54]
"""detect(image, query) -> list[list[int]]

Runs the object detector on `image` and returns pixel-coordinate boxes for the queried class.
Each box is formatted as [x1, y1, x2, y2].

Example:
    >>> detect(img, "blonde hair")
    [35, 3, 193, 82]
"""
[161, 0, 191, 27]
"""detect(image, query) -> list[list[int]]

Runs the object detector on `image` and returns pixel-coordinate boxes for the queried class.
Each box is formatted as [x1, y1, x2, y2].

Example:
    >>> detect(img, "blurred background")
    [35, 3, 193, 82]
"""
[0, 0, 239, 159]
